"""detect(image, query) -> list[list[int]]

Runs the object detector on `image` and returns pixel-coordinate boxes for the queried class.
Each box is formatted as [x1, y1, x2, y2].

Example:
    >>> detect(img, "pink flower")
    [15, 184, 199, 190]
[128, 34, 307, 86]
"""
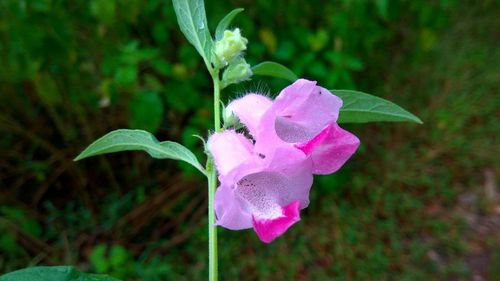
[228, 79, 360, 174]
[209, 79, 360, 243]
[208, 130, 313, 243]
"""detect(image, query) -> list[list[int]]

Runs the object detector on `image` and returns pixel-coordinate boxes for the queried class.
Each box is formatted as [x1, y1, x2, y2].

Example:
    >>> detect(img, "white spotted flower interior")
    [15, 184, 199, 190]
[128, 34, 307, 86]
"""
[208, 79, 360, 243]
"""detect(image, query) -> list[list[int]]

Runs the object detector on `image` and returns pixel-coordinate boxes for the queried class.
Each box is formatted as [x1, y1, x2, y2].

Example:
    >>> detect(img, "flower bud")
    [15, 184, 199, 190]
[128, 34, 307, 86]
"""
[222, 58, 252, 87]
[222, 103, 240, 128]
[214, 28, 248, 67]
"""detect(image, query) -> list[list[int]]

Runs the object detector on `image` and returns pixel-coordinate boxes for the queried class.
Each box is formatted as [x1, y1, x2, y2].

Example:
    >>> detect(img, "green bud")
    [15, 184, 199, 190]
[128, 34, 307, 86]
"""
[214, 28, 248, 67]
[221, 58, 252, 87]
[222, 103, 239, 128]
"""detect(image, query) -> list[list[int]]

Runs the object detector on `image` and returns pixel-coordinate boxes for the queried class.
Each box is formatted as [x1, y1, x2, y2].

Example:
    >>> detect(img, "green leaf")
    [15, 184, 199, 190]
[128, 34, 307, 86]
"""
[252, 61, 298, 82]
[113, 65, 137, 86]
[0, 266, 121, 281]
[74, 129, 206, 175]
[375, 0, 389, 20]
[172, 0, 213, 65]
[215, 8, 244, 41]
[332, 89, 423, 124]
[90, 0, 116, 25]
[89, 244, 109, 273]
[129, 91, 164, 134]
[33, 73, 61, 105]
[109, 245, 130, 267]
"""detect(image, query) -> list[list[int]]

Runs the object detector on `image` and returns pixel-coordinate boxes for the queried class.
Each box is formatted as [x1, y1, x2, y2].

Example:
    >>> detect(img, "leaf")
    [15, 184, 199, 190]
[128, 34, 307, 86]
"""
[129, 91, 164, 133]
[332, 90, 423, 124]
[172, 0, 213, 64]
[215, 8, 244, 41]
[252, 61, 298, 82]
[0, 266, 121, 281]
[74, 129, 206, 175]
[89, 244, 109, 273]
[113, 65, 137, 85]
[375, 0, 389, 20]
[90, 0, 116, 25]
[33, 73, 61, 105]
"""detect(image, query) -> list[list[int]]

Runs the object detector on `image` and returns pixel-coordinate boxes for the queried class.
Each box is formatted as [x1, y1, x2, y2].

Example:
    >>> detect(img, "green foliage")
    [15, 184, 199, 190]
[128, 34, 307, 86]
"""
[89, 245, 134, 279]
[1, 0, 497, 280]
[251, 61, 298, 82]
[0, 207, 42, 258]
[0, 266, 121, 281]
[172, 0, 214, 66]
[334, 90, 423, 124]
[129, 91, 164, 133]
[0, 207, 42, 238]
[75, 129, 205, 174]
[215, 8, 245, 40]
[90, 0, 117, 24]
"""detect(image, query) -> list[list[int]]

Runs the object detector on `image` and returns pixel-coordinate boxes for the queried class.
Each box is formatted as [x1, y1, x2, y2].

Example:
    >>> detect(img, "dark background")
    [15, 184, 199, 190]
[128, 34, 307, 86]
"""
[0, 0, 498, 280]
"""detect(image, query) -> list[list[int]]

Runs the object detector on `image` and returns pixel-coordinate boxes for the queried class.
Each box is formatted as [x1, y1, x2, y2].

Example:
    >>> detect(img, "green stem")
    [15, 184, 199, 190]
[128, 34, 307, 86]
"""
[207, 160, 217, 281]
[212, 73, 222, 132]
[208, 70, 221, 281]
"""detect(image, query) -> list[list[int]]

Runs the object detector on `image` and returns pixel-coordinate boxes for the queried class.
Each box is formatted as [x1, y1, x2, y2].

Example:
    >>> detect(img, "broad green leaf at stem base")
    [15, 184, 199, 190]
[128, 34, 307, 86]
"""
[74, 129, 206, 175]
[0, 266, 121, 281]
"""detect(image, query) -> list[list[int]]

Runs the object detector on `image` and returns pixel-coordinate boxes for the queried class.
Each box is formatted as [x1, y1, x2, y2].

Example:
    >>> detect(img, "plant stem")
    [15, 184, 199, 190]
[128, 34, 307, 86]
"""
[212, 72, 222, 132]
[207, 161, 218, 281]
[208, 70, 221, 281]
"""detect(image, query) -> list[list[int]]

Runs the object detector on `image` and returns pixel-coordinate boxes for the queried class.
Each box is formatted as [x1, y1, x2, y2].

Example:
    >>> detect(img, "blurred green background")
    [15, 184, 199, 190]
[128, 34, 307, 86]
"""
[0, 0, 498, 280]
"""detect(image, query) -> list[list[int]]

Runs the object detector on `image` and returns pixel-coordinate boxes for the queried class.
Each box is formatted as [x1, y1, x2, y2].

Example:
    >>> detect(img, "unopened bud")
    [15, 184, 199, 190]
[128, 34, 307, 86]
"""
[214, 28, 248, 67]
[222, 58, 252, 87]
[223, 103, 239, 128]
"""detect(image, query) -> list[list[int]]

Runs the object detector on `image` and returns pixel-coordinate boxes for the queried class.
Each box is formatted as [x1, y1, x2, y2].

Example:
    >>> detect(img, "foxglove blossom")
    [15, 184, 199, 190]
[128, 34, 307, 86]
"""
[210, 79, 360, 243]
[208, 130, 313, 243]
[228, 79, 360, 174]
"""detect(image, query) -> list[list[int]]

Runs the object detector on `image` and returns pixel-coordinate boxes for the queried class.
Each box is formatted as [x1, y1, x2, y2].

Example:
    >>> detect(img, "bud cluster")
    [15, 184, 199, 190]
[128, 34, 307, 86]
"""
[213, 28, 252, 88]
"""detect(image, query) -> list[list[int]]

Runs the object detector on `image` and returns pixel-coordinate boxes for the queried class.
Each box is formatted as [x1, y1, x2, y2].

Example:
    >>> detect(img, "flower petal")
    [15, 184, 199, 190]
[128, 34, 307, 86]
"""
[252, 201, 301, 243]
[296, 123, 360, 174]
[273, 79, 318, 112]
[251, 80, 317, 152]
[231, 166, 312, 240]
[226, 94, 273, 137]
[208, 130, 253, 177]
[214, 184, 253, 230]
[273, 82, 342, 143]
[215, 153, 311, 232]
[261, 147, 314, 209]
[255, 79, 343, 150]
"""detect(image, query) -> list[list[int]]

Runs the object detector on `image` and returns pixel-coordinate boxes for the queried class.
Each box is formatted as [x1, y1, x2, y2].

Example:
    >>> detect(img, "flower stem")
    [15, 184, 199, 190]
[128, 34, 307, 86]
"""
[208, 70, 221, 281]
[212, 72, 222, 132]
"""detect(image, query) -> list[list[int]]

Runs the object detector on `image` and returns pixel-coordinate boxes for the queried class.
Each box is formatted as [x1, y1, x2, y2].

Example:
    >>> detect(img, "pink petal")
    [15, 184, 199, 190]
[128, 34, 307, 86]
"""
[261, 147, 314, 209]
[213, 141, 313, 232]
[256, 79, 343, 151]
[252, 201, 301, 243]
[261, 145, 308, 170]
[214, 184, 253, 230]
[273, 82, 342, 143]
[252, 80, 319, 152]
[226, 94, 273, 137]
[296, 123, 360, 175]
[273, 79, 318, 112]
[208, 130, 254, 177]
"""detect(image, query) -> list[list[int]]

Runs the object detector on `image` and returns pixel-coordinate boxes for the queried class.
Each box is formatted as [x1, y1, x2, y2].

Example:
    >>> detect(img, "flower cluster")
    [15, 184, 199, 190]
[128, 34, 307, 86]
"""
[208, 79, 360, 243]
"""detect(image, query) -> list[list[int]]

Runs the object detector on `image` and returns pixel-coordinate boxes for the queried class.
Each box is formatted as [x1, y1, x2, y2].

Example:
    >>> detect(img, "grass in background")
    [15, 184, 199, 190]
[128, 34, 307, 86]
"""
[1, 0, 498, 280]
